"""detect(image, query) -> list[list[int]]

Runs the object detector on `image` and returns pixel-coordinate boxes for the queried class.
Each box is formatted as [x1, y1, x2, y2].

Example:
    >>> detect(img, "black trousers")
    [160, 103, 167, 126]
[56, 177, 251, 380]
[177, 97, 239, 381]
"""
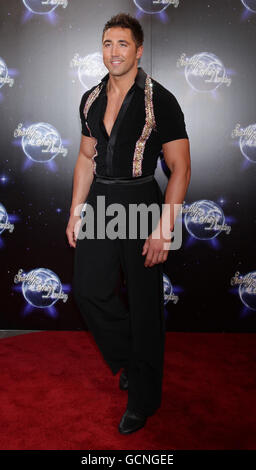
[72, 175, 166, 417]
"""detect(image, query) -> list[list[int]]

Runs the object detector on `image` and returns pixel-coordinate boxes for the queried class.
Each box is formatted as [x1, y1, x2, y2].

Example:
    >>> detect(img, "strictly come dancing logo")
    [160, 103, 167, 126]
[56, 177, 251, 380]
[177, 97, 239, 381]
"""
[230, 271, 256, 312]
[177, 52, 232, 92]
[231, 123, 256, 163]
[22, 0, 68, 14]
[134, 0, 179, 15]
[0, 57, 14, 88]
[163, 273, 179, 305]
[152, 0, 179, 5]
[14, 122, 67, 162]
[182, 200, 231, 240]
[0, 203, 14, 235]
[70, 52, 108, 90]
[14, 268, 68, 309]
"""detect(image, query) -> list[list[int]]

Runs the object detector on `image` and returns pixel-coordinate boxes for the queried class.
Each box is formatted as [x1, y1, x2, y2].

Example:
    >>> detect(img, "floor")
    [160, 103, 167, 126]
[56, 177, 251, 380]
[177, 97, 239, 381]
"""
[0, 330, 41, 339]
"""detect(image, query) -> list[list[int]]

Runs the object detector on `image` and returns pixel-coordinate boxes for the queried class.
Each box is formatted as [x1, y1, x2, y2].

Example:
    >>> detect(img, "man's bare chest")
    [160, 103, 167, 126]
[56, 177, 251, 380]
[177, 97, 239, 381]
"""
[103, 93, 127, 139]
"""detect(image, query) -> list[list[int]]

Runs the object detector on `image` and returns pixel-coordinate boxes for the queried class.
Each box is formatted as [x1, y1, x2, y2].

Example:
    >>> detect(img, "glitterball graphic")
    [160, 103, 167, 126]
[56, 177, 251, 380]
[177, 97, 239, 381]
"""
[78, 52, 108, 90]
[21, 268, 63, 308]
[239, 271, 256, 311]
[134, 0, 170, 14]
[23, 0, 58, 14]
[21, 123, 62, 163]
[0, 203, 8, 235]
[163, 273, 173, 305]
[184, 200, 225, 240]
[242, 0, 256, 12]
[185, 52, 229, 92]
[0, 57, 8, 89]
[239, 124, 256, 163]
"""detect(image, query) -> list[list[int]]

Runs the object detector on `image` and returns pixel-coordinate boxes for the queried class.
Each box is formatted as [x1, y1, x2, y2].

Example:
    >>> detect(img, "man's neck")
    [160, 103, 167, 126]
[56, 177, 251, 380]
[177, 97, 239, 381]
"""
[106, 65, 139, 96]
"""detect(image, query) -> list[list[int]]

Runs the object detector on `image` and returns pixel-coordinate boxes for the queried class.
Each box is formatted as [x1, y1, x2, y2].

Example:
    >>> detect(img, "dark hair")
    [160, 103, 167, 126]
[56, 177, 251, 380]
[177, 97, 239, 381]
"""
[102, 12, 144, 49]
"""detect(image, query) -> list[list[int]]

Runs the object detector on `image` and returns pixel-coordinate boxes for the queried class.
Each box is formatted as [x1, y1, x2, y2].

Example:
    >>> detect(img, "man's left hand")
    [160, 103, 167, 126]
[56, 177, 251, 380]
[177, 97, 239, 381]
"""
[142, 228, 171, 267]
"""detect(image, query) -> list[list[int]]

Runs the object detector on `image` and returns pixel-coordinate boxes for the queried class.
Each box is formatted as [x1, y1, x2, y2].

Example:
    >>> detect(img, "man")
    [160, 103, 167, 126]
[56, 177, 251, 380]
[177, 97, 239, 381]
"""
[66, 13, 191, 434]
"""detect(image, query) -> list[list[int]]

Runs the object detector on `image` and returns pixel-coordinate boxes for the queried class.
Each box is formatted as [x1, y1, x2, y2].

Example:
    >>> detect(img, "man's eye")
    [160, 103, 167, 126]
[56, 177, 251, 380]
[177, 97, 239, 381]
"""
[104, 43, 127, 47]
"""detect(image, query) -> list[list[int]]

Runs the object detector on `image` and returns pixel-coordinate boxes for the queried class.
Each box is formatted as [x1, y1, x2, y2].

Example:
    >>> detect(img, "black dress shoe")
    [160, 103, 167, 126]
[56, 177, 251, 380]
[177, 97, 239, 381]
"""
[119, 368, 128, 391]
[118, 408, 147, 434]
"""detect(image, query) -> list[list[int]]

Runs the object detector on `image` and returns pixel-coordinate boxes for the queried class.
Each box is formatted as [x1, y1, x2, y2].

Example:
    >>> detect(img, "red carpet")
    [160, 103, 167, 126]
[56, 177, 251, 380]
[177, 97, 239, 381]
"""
[0, 331, 255, 450]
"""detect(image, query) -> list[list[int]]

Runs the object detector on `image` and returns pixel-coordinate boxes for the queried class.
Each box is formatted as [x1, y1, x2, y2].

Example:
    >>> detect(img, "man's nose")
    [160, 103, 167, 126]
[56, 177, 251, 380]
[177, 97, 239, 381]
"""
[111, 44, 120, 55]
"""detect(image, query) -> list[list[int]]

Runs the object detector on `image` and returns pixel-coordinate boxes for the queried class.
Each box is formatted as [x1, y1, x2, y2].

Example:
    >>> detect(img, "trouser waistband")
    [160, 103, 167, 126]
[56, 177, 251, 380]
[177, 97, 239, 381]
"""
[94, 174, 155, 185]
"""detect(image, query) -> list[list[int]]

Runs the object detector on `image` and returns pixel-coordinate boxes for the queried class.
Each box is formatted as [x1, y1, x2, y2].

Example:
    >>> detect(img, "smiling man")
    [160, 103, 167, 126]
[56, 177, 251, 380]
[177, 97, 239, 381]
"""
[67, 12, 191, 435]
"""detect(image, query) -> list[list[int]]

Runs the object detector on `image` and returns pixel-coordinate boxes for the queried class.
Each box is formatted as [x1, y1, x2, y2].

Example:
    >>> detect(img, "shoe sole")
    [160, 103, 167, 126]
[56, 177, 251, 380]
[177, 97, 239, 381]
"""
[118, 421, 146, 434]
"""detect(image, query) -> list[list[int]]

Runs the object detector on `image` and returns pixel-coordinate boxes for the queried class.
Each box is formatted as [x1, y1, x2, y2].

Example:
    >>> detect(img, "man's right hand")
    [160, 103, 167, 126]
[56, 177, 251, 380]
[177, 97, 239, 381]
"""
[68, 134, 96, 248]
[66, 214, 82, 248]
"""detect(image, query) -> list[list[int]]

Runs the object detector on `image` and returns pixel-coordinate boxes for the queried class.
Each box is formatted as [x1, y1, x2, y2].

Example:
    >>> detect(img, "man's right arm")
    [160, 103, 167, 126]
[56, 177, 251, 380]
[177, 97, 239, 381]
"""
[66, 134, 96, 248]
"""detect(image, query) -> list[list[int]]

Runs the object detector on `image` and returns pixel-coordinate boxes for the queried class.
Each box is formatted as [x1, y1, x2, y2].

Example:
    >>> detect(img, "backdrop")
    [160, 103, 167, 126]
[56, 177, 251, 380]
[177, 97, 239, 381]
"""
[1, 0, 256, 331]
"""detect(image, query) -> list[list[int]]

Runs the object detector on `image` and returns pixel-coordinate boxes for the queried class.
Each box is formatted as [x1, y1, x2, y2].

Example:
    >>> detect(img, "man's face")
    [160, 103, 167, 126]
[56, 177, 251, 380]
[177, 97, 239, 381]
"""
[102, 27, 143, 77]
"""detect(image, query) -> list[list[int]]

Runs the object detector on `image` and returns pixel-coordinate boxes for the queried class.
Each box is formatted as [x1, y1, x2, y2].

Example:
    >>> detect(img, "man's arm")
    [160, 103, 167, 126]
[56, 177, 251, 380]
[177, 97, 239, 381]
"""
[142, 138, 191, 267]
[158, 137, 191, 235]
[66, 134, 96, 248]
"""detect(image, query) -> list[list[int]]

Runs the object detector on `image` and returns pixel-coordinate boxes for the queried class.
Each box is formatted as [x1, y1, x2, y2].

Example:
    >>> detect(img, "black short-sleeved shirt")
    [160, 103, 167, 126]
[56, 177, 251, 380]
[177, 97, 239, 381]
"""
[79, 66, 188, 178]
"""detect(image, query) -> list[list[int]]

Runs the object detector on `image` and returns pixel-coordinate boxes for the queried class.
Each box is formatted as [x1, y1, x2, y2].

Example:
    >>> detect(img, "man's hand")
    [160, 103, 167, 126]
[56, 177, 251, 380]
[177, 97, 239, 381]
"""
[67, 134, 96, 248]
[142, 228, 171, 267]
[66, 214, 82, 248]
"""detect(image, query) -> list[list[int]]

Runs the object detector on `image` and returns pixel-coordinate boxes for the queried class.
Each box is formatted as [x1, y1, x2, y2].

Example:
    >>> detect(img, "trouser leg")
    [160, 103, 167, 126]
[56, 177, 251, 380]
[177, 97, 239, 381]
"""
[119, 235, 166, 417]
[114, 179, 166, 417]
[72, 234, 131, 376]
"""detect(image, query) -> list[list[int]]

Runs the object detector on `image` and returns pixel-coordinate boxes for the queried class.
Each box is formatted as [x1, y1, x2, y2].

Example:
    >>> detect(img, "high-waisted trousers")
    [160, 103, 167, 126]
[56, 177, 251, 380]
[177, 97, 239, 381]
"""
[72, 174, 166, 417]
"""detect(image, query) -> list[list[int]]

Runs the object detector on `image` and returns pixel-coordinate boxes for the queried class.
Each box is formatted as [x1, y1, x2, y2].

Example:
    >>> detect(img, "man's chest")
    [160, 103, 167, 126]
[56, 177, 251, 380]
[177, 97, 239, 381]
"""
[87, 91, 147, 144]
[103, 92, 127, 139]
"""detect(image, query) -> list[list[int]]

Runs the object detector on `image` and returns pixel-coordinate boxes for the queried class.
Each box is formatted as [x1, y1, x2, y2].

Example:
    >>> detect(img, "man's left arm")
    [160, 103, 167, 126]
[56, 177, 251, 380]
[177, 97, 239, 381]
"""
[142, 138, 191, 267]
[158, 137, 191, 235]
